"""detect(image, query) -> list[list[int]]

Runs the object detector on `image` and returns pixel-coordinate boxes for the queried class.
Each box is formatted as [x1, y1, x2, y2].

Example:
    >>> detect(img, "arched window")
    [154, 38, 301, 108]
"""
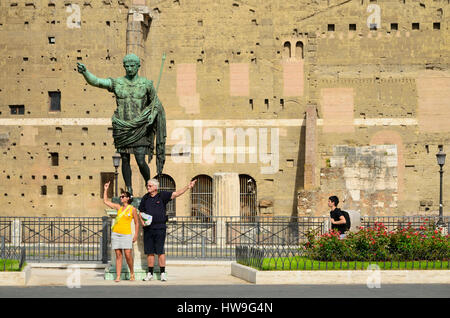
[296, 41, 304, 59]
[190, 175, 213, 220]
[239, 174, 257, 222]
[154, 174, 176, 217]
[283, 41, 291, 59]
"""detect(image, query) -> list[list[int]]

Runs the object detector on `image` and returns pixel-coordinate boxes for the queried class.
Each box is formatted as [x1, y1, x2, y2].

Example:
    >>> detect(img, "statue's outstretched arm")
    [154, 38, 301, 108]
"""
[77, 62, 112, 90]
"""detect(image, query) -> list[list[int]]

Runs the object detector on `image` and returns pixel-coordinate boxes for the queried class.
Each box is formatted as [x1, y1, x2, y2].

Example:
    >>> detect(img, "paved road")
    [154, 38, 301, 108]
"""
[1, 284, 449, 298]
[1, 284, 447, 316]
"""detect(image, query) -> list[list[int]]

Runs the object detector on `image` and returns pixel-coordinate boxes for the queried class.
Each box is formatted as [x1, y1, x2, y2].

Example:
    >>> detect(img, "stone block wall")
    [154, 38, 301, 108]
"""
[0, 0, 449, 217]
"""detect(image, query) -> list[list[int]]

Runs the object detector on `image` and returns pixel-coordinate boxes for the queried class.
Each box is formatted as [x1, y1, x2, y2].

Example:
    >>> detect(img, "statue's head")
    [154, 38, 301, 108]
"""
[123, 54, 140, 77]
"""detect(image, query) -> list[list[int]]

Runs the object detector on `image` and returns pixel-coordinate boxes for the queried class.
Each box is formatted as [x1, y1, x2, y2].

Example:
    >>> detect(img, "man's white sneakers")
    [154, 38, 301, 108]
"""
[143, 272, 167, 281]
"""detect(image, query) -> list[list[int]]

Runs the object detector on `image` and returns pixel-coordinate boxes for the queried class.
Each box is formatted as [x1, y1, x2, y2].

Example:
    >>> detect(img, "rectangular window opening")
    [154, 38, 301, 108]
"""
[50, 152, 59, 166]
[391, 23, 398, 31]
[327, 24, 335, 32]
[101, 172, 115, 198]
[9, 105, 25, 115]
[49, 91, 61, 111]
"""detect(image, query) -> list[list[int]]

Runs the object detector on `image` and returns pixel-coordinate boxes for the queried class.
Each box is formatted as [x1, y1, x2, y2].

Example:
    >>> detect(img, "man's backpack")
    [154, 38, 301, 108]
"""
[341, 210, 351, 232]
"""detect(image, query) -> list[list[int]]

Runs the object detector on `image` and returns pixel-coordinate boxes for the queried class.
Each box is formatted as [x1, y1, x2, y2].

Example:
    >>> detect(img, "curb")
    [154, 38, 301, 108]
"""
[0, 265, 31, 286]
[231, 262, 450, 285]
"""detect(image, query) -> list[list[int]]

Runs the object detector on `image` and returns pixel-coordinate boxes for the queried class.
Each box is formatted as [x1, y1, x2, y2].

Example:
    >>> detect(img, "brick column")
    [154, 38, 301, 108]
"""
[126, 1, 151, 74]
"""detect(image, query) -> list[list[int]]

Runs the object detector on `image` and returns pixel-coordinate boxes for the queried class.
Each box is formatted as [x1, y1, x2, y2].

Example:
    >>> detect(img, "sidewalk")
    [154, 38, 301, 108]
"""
[20, 261, 450, 286]
[26, 261, 250, 286]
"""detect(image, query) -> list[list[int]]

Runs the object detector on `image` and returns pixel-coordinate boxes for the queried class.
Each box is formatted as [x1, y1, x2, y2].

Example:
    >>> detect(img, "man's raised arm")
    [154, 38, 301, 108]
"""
[77, 62, 112, 90]
[171, 180, 197, 200]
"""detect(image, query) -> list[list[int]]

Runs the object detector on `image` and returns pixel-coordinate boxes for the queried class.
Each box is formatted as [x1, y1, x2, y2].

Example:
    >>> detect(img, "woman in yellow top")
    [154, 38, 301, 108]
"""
[103, 181, 139, 282]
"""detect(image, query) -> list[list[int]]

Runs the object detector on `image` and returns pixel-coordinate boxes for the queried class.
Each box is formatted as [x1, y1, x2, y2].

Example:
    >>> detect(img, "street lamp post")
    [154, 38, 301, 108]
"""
[112, 153, 121, 198]
[436, 147, 446, 227]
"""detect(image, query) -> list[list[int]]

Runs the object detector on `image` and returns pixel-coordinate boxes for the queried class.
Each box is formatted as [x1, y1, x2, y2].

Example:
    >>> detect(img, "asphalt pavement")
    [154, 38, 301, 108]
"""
[1, 284, 449, 298]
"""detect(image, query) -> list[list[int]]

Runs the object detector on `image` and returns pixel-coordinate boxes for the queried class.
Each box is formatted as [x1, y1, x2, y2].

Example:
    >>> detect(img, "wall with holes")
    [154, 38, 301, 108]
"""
[0, 0, 449, 217]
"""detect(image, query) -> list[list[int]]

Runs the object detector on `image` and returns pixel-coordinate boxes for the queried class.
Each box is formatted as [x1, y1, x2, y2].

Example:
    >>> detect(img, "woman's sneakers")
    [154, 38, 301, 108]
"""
[160, 272, 168, 281]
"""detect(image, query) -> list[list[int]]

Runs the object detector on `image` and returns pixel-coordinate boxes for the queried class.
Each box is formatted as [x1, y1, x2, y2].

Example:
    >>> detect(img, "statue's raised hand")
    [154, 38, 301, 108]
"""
[77, 62, 87, 74]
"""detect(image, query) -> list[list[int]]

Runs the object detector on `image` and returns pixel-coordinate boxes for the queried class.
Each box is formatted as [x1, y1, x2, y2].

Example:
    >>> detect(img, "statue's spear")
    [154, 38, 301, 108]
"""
[155, 53, 166, 93]
[153, 53, 166, 178]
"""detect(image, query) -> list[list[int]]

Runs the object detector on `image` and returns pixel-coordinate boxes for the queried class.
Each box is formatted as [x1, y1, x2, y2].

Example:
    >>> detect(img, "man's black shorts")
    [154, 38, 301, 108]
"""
[143, 228, 166, 255]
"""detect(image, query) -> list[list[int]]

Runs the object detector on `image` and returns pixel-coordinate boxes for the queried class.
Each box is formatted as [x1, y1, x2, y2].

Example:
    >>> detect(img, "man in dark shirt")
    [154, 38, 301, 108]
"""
[139, 178, 196, 281]
[328, 195, 347, 238]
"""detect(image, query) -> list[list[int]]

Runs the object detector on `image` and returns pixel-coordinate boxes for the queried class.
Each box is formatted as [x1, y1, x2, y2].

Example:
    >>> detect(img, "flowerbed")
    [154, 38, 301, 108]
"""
[303, 219, 449, 262]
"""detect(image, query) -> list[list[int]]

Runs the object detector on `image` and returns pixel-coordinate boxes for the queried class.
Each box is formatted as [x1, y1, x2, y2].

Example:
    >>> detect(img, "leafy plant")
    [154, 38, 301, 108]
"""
[303, 219, 449, 262]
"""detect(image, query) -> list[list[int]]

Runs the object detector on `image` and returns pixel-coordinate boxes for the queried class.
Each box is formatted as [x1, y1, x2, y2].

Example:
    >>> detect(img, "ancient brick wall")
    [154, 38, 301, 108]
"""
[0, 0, 449, 217]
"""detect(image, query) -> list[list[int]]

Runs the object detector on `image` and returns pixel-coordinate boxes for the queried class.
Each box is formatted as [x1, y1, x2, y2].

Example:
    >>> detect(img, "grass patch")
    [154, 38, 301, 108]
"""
[242, 257, 449, 271]
[0, 259, 26, 272]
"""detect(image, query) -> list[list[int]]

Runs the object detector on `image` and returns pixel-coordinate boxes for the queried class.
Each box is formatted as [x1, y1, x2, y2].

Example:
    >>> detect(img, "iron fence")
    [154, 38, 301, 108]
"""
[226, 216, 327, 245]
[0, 215, 448, 263]
[0, 216, 110, 263]
[0, 236, 26, 271]
[360, 215, 450, 233]
[236, 245, 450, 271]
[165, 216, 328, 259]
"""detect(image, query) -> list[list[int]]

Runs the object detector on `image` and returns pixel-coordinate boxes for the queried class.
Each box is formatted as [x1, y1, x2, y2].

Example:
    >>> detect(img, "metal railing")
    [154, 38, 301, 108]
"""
[361, 215, 450, 233]
[0, 216, 110, 263]
[1, 236, 26, 271]
[0, 215, 447, 263]
[165, 216, 328, 259]
[236, 245, 450, 271]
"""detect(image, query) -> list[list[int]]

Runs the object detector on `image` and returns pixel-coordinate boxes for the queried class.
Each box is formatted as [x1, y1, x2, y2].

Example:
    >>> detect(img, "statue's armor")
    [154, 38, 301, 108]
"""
[108, 76, 160, 153]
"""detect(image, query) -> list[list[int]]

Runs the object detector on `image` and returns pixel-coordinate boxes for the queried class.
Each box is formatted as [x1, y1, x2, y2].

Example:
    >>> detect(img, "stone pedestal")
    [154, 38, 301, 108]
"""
[213, 173, 240, 247]
[104, 197, 160, 281]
